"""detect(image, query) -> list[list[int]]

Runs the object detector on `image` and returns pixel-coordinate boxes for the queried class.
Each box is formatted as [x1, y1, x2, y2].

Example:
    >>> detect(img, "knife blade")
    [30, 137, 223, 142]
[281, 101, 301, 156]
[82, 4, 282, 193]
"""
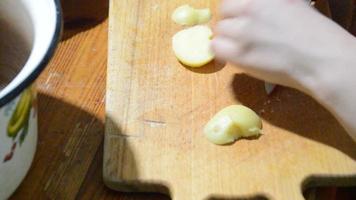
[264, 82, 276, 95]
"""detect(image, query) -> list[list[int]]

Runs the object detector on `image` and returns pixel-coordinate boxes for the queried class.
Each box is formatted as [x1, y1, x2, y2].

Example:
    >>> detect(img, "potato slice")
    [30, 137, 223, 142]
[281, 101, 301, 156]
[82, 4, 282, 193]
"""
[196, 8, 212, 24]
[204, 105, 262, 145]
[172, 25, 214, 67]
[172, 5, 198, 26]
[172, 5, 211, 26]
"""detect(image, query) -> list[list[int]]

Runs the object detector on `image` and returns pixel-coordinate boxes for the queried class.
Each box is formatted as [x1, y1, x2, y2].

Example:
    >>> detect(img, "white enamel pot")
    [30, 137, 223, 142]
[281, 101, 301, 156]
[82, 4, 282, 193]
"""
[0, 0, 61, 198]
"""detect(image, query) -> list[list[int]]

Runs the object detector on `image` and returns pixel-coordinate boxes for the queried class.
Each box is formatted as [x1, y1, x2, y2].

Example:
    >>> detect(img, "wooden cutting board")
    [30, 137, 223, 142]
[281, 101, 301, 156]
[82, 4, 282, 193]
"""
[104, 0, 356, 199]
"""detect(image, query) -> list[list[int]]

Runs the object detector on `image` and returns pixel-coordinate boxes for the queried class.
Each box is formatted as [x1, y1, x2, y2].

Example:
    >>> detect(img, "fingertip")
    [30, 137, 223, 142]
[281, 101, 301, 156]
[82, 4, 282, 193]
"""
[214, 17, 250, 38]
[220, 0, 250, 18]
[211, 37, 240, 61]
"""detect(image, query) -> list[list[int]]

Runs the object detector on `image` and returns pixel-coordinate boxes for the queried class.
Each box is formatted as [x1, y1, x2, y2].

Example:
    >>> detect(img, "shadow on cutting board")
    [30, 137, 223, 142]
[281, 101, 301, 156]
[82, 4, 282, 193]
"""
[103, 118, 171, 197]
[230, 74, 356, 199]
[230, 74, 356, 161]
[183, 60, 226, 74]
[10, 93, 169, 200]
[208, 195, 268, 200]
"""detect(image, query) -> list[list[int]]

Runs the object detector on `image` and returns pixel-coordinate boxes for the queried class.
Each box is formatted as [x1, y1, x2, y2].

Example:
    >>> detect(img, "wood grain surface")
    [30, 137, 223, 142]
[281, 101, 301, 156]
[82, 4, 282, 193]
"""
[105, 0, 356, 200]
[7, 0, 355, 199]
[9, 18, 168, 200]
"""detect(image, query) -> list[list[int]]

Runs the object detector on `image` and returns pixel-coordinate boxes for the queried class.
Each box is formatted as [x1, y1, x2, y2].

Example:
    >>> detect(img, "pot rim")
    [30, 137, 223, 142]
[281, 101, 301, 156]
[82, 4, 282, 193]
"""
[0, 0, 62, 107]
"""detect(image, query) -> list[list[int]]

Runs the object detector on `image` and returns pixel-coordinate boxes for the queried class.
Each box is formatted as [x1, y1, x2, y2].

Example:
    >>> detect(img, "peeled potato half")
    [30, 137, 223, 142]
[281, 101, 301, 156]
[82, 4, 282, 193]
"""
[204, 105, 262, 145]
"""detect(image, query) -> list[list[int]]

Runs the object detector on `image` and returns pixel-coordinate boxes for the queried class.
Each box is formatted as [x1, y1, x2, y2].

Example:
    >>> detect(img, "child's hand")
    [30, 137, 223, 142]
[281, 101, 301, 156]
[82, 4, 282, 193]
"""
[212, 0, 355, 92]
[212, 0, 356, 141]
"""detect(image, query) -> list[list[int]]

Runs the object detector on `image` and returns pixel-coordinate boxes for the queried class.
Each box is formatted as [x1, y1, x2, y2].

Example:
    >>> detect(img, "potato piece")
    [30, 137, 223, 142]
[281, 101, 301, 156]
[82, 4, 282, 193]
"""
[204, 105, 262, 145]
[196, 8, 212, 24]
[204, 115, 241, 145]
[172, 5, 198, 26]
[172, 5, 212, 26]
[219, 105, 262, 137]
[172, 25, 214, 67]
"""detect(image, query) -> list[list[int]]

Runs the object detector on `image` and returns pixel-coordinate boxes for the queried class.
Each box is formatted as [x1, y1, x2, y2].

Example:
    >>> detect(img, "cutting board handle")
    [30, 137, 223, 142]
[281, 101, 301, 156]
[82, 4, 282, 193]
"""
[268, 189, 305, 200]
[169, 188, 305, 200]
[169, 183, 305, 200]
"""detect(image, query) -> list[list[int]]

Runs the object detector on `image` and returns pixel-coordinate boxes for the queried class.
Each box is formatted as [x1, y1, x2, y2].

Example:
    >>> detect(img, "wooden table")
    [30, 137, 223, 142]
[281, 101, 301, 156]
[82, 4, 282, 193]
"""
[8, 18, 168, 200]
[9, 3, 355, 200]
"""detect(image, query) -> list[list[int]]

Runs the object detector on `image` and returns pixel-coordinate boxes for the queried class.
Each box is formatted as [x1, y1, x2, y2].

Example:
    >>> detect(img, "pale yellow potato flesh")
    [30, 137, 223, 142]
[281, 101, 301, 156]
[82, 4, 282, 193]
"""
[196, 8, 212, 24]
[204, 115, 240, 145]
[204, 105, 262, 145]
[172, 25, 214, 67]
[172, 5, 212, 26]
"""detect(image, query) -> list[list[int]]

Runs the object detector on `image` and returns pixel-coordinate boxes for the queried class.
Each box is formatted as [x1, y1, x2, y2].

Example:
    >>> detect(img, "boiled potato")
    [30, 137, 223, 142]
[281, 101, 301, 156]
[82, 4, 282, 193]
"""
[172, 5, 198, 26]
[172, 5, 211, 26]
[196, 8, 212, 24]
[172, 25, 214, 67]
[204, 115, 240, 145]
[204, 105, 262, 145]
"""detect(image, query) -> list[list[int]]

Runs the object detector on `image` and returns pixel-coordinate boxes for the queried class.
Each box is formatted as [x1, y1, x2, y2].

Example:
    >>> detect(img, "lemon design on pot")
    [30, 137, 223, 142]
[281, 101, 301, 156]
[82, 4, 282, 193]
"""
[7, 89, 32, 138]
[3, 88, 33, 162]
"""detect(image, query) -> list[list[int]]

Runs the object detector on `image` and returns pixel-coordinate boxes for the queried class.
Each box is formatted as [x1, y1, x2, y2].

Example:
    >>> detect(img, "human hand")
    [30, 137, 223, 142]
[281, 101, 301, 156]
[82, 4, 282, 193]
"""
[212, 0, 355, 94]
[212, 0, 356, 141]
